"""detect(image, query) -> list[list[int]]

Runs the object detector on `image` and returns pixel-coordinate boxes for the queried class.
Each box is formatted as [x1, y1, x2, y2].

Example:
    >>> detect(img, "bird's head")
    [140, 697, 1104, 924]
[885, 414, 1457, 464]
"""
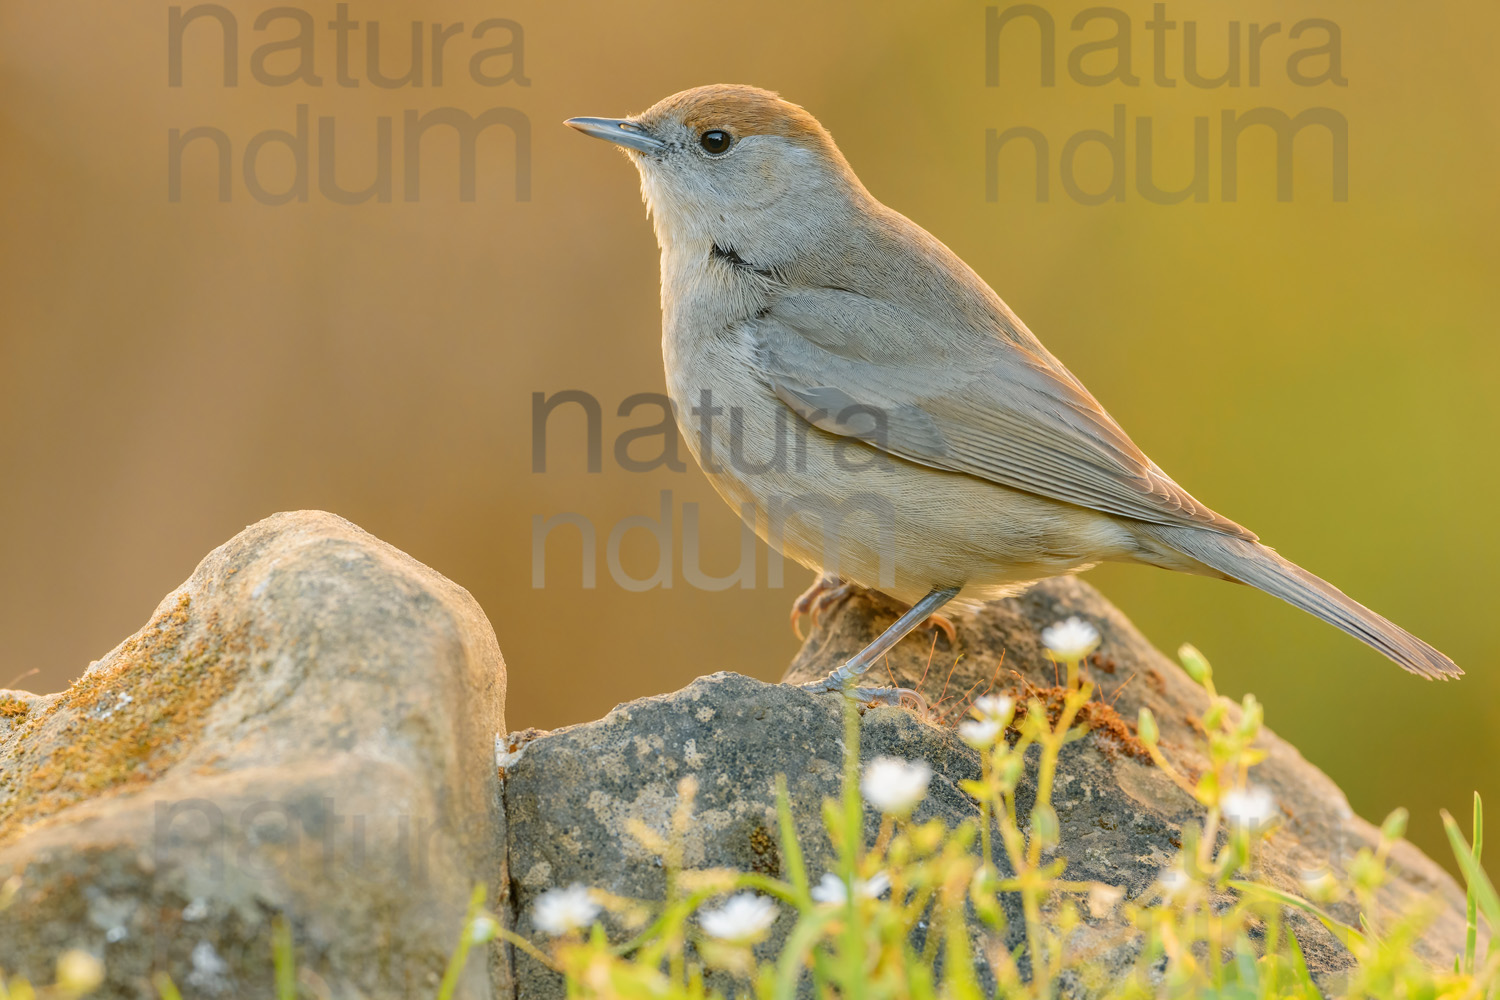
[566, 84, 867, 257]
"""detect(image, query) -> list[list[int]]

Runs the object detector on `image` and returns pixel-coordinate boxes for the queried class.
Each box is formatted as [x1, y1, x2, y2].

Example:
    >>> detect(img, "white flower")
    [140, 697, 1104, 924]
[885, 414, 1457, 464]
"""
[971, 695, 1014, 721]
[1157, 865, 1192, 902]
[1221, 786, 1277, 832]
[810, 873, 845, 905]
[860, 757, 932, 814]
[958, 717, 1003, 749]
[860, 871, 892, 899]
[467, 914, 500, 944]
[533, 884, 601, 936]
[699, 893, 777, 942]
[1041, 617, 1101, 661]
[810, 871, 892, 905]
[187, 941, 230, 992]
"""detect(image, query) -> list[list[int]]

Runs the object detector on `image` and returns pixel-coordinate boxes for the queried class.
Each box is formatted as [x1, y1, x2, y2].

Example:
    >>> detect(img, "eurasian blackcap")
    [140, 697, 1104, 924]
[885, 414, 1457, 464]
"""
[566, 84, 1459, 699]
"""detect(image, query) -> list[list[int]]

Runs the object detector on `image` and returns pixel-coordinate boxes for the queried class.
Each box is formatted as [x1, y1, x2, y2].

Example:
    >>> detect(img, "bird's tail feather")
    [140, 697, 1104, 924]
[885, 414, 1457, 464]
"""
[1143, 525, 1461, 680]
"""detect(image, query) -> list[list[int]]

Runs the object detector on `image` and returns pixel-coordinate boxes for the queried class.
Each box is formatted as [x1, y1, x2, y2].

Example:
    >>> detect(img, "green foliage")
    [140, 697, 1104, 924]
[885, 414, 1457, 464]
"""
[3, 640, 1496, 999]
[494, 642, 1497, 999]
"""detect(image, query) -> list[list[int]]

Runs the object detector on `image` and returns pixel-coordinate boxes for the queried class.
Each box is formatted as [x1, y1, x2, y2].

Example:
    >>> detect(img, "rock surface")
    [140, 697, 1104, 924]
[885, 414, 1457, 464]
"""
[0, 512, 508, 999]
[1, 515, 1475, 998]
[502, 578, 1473, 996]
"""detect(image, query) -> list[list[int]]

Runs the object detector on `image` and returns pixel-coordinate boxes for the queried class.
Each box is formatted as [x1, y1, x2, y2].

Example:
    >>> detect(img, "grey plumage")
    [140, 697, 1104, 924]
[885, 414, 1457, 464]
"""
[566, 84, 1461, 682]
[1142, 525, 1458, 680]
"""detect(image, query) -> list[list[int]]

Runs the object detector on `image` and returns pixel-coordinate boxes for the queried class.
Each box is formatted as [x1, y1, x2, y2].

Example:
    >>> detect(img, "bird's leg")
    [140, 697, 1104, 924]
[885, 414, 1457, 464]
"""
[789, 574, 854, 639]
[793, 577, 954, 646]
[801, 585, 963, 709]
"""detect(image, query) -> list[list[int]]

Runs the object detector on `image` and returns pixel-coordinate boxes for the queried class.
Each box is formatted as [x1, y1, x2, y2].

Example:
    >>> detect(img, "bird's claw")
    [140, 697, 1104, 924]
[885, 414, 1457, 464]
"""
[790, 575, 854, 639]
[798, 679, 930, 715]
[923, 612, 958, 647]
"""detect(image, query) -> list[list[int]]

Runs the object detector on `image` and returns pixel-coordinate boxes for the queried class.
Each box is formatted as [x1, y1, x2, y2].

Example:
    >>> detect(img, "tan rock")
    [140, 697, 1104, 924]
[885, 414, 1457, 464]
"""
[0, 511, 509, 999]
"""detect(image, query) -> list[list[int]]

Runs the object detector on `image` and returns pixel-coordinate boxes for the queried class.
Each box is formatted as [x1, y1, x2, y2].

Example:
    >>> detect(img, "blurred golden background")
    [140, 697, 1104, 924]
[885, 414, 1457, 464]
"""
[2, 1, 1495, 867]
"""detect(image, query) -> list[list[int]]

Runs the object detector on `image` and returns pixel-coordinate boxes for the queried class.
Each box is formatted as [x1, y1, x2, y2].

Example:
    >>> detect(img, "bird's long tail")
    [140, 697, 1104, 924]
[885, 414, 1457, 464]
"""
[1142, 525, 1461, 680]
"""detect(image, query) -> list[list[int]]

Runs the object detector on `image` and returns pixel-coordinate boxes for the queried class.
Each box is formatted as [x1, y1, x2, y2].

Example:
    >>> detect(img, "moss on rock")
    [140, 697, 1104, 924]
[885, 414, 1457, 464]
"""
[0, 593, 250, 845]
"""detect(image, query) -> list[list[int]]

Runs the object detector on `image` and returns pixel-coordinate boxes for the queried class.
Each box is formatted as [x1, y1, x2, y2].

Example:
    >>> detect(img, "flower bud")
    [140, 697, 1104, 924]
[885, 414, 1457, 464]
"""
[1031, 804, 1059, 846]
[1237, 694, 1263, 737]
[1380, 808, 1409, 843]
[1178, 644, 1212, 686]
[1137, 707, 1158, 746]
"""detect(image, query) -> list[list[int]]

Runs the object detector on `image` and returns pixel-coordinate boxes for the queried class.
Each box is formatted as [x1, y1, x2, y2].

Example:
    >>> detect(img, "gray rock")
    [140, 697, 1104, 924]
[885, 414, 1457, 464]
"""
[0, 511, 509, 999]
[2, 513, 1473, 998]
[501, 578, 1473, 996]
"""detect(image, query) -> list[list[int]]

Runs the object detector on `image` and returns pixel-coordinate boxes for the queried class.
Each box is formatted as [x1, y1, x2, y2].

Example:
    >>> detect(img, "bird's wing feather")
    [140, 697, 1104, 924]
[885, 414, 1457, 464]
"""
[753, 286, 1254, 538]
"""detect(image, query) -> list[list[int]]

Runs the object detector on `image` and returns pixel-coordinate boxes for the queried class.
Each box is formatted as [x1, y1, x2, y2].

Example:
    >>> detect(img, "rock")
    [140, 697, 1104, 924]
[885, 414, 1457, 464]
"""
[501, 577, 1472, 996]
[502, 672, 979, 998]
[0, 512, 509, 999]
[2, 514, 1473, 997]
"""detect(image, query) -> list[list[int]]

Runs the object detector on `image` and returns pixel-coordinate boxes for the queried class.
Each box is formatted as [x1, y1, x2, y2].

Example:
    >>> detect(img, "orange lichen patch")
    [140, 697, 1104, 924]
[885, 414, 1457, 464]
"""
[643, 84, 833, 149]
[746, 822, 781, 879]
[1076, 700, 1152, 762]
[936, 677, 1153, 764]
[0, 697, 28, 720]
[1011, 686, 1153, 763]
[0, 593, 250, 846]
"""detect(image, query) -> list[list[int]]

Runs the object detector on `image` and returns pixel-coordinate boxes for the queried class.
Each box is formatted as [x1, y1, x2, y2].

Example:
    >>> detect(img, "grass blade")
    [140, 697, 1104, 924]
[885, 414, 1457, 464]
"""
[1228, 879, 1367, 951]
[1444, 809, 1500, 939]
[152, 972, 184, 1000]
[435, 884, 488, 1000]
[271, 915, 296, 1000]
[1467, 793, 1485, 974]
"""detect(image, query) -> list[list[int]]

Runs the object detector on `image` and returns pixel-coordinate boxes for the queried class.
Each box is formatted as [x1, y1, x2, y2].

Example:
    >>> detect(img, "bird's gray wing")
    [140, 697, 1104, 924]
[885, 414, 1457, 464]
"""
[753, 287, 1254, 539]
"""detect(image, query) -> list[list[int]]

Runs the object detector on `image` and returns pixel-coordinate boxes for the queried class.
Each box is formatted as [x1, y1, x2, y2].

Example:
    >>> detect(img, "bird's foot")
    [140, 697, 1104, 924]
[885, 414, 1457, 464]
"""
[799, 676, 930, 715]
[790, 574, 855, 639]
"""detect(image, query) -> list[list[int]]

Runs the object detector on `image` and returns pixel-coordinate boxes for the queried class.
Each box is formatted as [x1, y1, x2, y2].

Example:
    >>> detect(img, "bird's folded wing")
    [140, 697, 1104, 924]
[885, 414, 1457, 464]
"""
[752, 287, 1253, 539]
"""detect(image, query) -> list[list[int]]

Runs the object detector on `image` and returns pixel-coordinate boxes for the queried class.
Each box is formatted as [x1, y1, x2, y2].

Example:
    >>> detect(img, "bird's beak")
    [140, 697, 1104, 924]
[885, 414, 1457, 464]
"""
[564, 117, 666, 154]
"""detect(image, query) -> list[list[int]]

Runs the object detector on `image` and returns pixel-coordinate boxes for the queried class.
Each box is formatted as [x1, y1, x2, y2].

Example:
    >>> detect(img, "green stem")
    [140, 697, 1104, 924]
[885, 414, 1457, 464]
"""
[840, 695, 866, 1000]
[435, 884, 488, 1000]
[1467, 792, 1484, 975]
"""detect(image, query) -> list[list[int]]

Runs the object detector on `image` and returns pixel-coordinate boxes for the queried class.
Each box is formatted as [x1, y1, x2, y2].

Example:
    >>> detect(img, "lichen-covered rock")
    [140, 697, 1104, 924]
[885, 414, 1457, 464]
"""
[1, 514, 1472, 998]
[501, 672, 1000, 998]
[0, 511, 509, 999]
[501, 578, 1471, 996]
[783, 578, 1471, 969]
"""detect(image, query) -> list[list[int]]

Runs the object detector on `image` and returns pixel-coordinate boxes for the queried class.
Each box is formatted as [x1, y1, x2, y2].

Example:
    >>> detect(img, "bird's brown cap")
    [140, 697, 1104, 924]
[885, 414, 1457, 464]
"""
[641, 84, 834, 149]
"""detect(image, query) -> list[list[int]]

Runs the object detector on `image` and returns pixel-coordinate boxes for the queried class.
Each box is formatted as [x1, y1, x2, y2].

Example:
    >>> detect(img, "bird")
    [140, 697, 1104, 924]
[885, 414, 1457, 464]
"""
[564, 84, 1460, 702]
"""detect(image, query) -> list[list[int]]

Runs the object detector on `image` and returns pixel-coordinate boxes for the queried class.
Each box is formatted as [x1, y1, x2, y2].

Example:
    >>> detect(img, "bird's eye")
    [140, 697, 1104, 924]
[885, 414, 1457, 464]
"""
[699, 130, 733, 155]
